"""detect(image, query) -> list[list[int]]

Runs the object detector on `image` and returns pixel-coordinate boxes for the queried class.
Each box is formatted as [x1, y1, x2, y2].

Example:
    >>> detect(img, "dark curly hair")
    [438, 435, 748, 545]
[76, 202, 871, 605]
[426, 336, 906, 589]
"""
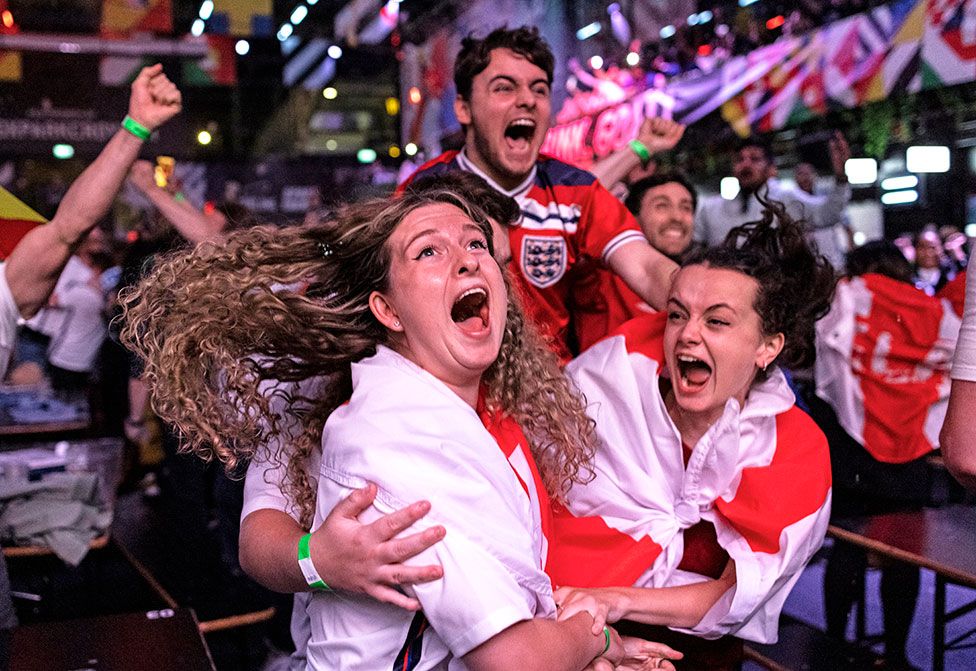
[682, 196, 837, 374]
[454, 25, 554, 100]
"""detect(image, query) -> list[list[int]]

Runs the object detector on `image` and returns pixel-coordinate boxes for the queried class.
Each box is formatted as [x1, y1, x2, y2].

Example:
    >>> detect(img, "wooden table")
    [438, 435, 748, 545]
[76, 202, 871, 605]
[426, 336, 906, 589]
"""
[829, 505, 976, 671]
[11, 608, 215, 670]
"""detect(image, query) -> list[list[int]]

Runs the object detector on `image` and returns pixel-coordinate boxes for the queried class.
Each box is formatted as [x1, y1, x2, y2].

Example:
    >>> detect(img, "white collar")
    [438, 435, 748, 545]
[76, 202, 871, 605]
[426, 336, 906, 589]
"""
[457, 147, 537, 199]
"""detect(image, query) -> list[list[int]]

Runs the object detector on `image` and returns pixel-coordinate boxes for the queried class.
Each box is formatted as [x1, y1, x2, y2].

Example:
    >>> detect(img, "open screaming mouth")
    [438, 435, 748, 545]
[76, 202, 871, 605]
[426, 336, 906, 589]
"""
[676, 354, 712, 387]
[451, 288, 489, 329]
[505, 119, 536, 142]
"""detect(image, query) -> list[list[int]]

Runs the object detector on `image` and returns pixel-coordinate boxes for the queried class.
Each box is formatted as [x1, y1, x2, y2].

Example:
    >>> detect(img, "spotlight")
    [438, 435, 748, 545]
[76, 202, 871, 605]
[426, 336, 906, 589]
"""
[720, 177, 740, 200]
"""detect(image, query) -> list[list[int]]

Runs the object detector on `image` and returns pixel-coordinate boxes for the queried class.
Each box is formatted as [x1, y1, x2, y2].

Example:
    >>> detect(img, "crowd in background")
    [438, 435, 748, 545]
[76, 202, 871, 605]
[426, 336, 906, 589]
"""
[2, 19, 976, 671]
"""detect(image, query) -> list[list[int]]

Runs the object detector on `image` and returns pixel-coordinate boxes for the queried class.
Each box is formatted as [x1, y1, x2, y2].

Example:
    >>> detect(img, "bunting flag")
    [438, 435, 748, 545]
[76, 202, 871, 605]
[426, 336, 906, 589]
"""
[100, 0, 173, 39]
[923, 0, 976, 86]
[816, 273, 960, 464]
[543, 0, 969, 153]
[209, 0, 273, 37]
[0, 186, 47, 260]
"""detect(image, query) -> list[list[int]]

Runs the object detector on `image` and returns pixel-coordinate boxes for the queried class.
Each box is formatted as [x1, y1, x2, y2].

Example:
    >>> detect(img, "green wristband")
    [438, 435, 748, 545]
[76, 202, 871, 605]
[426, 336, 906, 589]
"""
[629, 139, 652, 166]
[122, 115, 151, 141]
[602, 625, 611, 655]
[297, 533, 331, 591]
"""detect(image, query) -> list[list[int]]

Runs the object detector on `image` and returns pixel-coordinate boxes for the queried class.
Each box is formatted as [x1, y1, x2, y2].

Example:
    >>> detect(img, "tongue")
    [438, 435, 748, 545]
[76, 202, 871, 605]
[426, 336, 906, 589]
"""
[506, 135, 530, 152]
[456, 315, 486, 335]
[684, 366, 711, 385]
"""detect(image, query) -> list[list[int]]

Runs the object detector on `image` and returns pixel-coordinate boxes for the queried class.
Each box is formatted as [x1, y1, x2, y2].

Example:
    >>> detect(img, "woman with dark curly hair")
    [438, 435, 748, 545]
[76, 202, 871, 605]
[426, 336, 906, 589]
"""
[549, 201, 836, 669]
[121, 187, 681, 671]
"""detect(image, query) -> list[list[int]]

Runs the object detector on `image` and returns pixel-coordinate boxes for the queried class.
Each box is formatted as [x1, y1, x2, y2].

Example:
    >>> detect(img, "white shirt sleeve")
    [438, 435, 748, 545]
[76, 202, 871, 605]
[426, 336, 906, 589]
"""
[0, 263, 20, 381]
[239, 375, 329, 523]
[381, 496, 538, 657]
[241, 453, 295, 522]
[952, 261, 976, 380]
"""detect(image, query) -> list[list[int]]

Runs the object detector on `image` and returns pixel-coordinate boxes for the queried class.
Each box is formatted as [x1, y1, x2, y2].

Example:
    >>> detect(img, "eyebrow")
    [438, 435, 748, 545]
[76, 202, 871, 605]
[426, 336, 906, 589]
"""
[404, 228, 440, 252]
[405, 224, 485, 252]
[489, 75, 517, 86]
[667, 297, 738, 313]
[488, 74, 550, 89]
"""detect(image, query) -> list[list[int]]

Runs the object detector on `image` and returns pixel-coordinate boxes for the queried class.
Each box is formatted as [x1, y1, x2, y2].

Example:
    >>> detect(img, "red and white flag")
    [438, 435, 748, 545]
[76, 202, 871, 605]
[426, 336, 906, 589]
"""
[550, 313, 832, 643]
[816, 273, 959, 464]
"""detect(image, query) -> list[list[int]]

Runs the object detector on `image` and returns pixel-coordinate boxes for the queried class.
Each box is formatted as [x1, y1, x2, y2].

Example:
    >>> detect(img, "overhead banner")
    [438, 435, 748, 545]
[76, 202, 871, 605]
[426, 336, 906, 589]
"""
[543, 0, 971, 166]
[100, 0, 173, 38]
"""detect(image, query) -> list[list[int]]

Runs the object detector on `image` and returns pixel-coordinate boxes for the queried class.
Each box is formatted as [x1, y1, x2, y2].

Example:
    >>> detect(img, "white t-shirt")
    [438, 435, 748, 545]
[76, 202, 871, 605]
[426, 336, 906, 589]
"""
[307, 346, 553, 671]
[27, 256, 106, 372]
[952, 261, 976, 381]
[0, 263, 20, 380]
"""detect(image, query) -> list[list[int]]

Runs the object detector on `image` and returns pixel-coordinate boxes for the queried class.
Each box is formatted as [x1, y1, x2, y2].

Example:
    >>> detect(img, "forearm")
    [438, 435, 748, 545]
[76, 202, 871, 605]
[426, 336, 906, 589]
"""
[941, 379, 976, 491]
[142, 187, 224, 245]
[239, 509, 311, 593]
[463, 613, 606, 671]
[610, 241, 679, 311]
[605, 576, 735, 629]
[5, 128, 143, 316]
[592, 145, 644, 191]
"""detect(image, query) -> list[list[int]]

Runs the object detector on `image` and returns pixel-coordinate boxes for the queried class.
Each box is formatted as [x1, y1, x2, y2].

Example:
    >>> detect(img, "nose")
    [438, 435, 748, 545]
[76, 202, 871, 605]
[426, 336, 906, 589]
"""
[515, 84, 535, 108]
[678, 318, 702, 344]
[456, 247, 480, 275]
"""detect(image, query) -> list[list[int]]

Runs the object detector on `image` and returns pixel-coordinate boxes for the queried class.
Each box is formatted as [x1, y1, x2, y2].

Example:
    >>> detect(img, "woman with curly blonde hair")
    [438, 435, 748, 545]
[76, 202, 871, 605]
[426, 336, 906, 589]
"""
[122, 186, 679, 671]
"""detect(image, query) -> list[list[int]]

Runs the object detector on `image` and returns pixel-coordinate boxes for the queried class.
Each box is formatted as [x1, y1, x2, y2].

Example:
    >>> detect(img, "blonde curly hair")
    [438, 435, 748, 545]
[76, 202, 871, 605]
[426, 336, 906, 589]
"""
[121, 187, 595, 527]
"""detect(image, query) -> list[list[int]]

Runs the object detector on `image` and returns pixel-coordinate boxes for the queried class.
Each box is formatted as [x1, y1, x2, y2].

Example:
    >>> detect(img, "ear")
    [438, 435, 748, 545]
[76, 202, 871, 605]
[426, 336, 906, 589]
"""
[454, 94, 472, 126]
[369, 291, 403, 333]
[757, 332, 785, 370]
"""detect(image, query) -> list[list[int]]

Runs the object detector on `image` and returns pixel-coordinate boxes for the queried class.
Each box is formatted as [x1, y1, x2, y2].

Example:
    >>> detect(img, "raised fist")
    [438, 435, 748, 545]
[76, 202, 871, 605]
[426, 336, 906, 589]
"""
[128, 64, 182, 132]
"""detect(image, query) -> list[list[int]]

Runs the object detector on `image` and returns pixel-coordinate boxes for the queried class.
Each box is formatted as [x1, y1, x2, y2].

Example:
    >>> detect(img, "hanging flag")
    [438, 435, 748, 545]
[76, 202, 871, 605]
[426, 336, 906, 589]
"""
[99, 55, 152, 86]
[0, 186, 47, 260]
[182, 35, 236, 86]
[100, 0, 173, 39]
[816, 273, 959, 464]
[209, 0, 272, 37]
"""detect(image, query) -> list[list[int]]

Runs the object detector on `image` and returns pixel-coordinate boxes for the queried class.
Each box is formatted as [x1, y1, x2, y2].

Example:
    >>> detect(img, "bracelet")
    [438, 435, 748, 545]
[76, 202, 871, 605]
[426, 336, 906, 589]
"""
[629, 139, 652, 167]
[122, 115, 151, 141]
[297, 533, 331, 591]
[601, 626, 611, 655]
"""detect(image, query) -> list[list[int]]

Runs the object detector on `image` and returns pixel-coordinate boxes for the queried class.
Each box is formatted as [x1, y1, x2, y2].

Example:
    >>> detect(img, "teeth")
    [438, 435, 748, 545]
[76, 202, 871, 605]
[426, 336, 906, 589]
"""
[509, 119, 535, 127]
[677, 355, 701, 363]
[459, 288, 487, 300]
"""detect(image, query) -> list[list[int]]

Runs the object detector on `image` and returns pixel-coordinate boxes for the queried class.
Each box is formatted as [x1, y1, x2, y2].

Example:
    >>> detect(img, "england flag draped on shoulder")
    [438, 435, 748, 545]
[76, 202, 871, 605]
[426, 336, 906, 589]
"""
[816, 273, 959, 464]
[550, 313, 832, 644]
